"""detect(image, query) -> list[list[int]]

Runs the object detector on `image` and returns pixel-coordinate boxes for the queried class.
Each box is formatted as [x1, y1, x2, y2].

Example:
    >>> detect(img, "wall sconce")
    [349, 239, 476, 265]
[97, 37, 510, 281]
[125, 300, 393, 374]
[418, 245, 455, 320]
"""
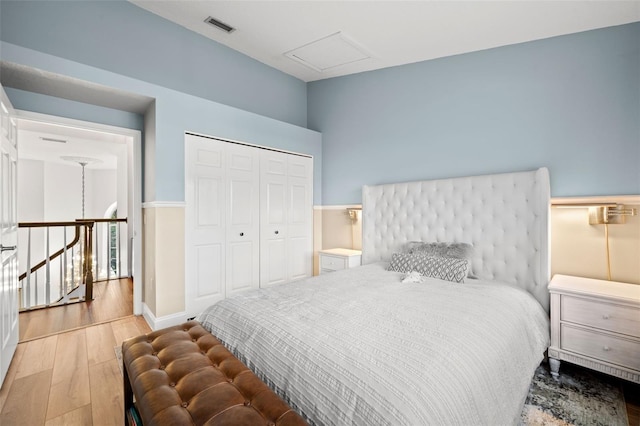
[588, 205, 637, 280]
[346, 208, 361, 222]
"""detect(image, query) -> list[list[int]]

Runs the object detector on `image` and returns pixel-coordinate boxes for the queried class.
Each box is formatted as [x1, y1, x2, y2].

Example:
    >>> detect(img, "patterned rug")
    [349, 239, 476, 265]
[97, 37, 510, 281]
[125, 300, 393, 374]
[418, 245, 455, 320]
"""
[521, 363, 628, 426]
[114, 346, 628, 425]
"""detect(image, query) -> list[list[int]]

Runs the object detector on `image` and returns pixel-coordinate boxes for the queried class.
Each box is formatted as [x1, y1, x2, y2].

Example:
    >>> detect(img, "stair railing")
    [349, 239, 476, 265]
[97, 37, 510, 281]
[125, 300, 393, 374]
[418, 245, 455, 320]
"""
[18, 217, 127, 311]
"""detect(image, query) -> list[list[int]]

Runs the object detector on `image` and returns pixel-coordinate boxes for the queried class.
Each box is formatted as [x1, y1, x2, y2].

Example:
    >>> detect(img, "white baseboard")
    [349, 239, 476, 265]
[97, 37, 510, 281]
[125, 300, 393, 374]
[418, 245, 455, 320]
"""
[142, 303, 188, 330]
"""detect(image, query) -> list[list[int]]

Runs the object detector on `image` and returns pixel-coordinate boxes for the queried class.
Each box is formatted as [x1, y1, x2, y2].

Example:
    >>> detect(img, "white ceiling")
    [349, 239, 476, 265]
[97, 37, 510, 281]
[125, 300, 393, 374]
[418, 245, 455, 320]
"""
[18, 119, 128, 170]
[131, 1, 640, 82]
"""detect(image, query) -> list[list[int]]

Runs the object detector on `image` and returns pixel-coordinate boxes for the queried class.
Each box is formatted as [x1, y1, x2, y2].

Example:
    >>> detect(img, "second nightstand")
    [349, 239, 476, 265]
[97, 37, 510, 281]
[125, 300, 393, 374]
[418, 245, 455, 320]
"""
[548, 274, 640, 384]
[319, 248, 362, 274]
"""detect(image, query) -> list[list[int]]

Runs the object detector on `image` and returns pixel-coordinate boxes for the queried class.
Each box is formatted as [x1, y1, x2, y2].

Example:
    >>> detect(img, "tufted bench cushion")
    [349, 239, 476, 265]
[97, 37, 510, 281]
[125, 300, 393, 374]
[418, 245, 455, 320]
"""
[122, 321, 308, 426]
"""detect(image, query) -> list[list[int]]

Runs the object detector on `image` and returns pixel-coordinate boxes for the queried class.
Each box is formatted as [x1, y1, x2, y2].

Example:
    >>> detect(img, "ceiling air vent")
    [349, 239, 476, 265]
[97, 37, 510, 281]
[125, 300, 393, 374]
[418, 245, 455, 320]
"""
[204, 16, 235, 33]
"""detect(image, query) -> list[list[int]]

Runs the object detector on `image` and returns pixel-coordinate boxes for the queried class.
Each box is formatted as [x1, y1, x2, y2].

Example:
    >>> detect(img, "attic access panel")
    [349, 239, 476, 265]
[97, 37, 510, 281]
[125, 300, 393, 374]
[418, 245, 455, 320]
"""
[284, 32, 371, 73]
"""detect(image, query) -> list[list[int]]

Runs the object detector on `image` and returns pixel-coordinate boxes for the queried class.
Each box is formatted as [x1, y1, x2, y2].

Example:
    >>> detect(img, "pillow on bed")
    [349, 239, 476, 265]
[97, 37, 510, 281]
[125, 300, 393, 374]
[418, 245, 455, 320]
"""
[403, 241, 474, 277]
[403, 241, 473, 259]
[387, 252, 470, 283]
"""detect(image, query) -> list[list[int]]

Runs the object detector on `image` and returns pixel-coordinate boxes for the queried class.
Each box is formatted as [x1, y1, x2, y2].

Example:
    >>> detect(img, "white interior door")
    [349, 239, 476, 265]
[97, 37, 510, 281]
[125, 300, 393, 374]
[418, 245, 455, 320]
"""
[260, 150, 288, 287]
[225, 143, 259, 297]
[185, 135, 227, 315]
[185, 135, 261, 315]
[260, 150, 313, 287]
[286, 155, 313, 282]
[0, 85, 19, 386]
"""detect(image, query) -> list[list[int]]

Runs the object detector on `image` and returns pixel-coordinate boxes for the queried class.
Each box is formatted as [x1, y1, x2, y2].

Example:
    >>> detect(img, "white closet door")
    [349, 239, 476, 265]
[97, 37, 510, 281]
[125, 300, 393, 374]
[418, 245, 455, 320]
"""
[286, 154, 313, 282]
[186, 135, 261, 315]
[260, 150, 313, 287]
[185, 135, 227, 314]
[225, 143, 260, 297]
[260, 150, 288, 287]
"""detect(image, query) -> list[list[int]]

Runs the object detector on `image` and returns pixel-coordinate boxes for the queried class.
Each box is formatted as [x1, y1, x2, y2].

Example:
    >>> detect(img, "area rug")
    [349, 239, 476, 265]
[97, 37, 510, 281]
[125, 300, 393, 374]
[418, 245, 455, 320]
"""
[113, 346, 627, 426]
[521, 363, 628, 426]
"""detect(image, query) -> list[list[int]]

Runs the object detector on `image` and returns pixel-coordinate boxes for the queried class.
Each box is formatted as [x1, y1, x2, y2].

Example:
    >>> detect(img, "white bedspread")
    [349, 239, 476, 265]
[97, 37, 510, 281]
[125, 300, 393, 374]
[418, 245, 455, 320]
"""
[197, 263, 549, 426]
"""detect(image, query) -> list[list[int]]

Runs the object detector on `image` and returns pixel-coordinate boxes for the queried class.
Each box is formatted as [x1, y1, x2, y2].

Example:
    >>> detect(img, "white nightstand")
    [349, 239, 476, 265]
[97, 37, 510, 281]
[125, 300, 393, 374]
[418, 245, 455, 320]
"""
[548, 274, 640, 383]
[319, 248, 362, 274]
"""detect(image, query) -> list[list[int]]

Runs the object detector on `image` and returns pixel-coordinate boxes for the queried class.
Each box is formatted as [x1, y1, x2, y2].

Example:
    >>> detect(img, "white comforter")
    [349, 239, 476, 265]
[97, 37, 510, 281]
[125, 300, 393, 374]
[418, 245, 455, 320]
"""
[197, 263, 549, 426]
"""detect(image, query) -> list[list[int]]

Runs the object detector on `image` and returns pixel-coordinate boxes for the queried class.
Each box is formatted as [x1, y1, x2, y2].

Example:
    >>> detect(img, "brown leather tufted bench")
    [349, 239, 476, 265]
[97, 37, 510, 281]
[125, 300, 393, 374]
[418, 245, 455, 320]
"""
[122, 321, 308, 426]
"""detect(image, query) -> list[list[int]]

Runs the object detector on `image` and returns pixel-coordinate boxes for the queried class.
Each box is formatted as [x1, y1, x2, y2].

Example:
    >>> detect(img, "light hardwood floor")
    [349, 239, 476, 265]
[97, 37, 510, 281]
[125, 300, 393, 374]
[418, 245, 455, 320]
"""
[0, 315, 151, 425]
[19, 279, 134, 342]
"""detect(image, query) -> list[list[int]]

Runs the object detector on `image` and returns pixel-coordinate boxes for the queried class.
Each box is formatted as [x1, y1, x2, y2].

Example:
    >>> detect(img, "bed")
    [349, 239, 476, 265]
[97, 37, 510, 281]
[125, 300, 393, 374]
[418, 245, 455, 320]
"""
[197, 168, 551, 425]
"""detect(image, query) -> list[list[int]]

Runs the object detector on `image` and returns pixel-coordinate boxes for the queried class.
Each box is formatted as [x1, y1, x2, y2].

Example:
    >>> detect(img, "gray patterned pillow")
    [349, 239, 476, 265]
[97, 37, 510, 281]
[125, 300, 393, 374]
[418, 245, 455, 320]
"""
[403, 241, 473, 259]
[403, 242, 474, 277]
[387, 252, 470, 283]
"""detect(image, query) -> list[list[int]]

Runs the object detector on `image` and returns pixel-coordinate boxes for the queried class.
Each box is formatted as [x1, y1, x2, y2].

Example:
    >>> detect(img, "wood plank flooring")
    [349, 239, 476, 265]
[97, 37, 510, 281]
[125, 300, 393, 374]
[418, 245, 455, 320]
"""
[19, 278, 133, 342]
[0, 315, 151, 425]
[623, 380, 640, 426]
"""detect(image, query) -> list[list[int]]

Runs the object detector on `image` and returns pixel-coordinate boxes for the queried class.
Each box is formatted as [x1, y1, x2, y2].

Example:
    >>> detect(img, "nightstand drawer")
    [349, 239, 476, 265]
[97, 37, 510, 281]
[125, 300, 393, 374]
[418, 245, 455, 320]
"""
[320, 255, 347, 272]
[561, 324, 640, 370]
[561, 295, 640, 338]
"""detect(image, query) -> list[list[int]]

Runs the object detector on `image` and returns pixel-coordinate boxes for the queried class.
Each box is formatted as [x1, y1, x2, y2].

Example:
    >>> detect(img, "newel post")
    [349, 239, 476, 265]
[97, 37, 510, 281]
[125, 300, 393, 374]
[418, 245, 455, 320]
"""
[84, 222, 94, 301]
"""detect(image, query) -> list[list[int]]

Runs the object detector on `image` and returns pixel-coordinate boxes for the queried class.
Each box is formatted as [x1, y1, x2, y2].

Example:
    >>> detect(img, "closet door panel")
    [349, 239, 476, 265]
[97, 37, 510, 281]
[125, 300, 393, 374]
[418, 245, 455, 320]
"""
[196, 244, 223, 298]
[264, 155, 287, 175]
[194, 176, 225, 300]
[260, 151, 288, 287]
[289, 184, 307, 224]
[229, 180, 252, 224]
[226, 144, 260, 296]
[186, 135, 227, 314]
[263, 238, 286, 286]
[286, 155, 313, 282]
[288, 237, 310, 281]
[196, 177, 222, 227]
[227, 241, 255, 294]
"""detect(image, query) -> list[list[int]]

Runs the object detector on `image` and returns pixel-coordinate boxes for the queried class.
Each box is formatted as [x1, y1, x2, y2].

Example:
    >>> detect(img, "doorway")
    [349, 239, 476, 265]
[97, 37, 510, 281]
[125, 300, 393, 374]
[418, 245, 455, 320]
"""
[14, 110, 142, 340]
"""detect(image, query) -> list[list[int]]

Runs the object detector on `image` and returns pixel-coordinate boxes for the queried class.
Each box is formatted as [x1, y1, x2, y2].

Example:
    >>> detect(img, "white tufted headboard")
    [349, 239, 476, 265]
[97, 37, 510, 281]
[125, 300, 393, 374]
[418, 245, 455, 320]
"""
[362, 168, 551, 312]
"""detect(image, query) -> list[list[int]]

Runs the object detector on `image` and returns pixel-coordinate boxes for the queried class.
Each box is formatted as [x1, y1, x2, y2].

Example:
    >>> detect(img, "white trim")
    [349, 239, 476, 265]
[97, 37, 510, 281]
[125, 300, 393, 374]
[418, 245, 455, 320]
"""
[142, 201, 186, 209]
[142, 303, 188, 331]
[15, 110, 140, 138]
[185, 131, 312, 159]
[15, 109, 144, 316]
[551, 195, 640, 206]
[314, 204, 362, 210]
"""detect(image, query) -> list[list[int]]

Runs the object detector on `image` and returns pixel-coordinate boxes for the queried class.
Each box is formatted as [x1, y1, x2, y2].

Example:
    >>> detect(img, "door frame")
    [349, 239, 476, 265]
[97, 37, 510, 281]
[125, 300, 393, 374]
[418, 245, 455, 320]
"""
[14, 110, 143, 315]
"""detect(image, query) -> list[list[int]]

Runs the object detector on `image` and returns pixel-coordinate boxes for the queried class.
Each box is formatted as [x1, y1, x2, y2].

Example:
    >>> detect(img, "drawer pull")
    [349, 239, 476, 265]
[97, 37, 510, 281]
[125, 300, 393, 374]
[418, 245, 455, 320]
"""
[602, 314, 610, 320]
[603, 346, 611, 351]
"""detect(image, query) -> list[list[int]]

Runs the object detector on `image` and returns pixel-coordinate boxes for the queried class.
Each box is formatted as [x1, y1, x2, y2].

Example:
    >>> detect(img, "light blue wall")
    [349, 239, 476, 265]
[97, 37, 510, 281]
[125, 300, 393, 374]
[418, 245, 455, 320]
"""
[0, 0, 321, 204]
[308, 23, 640, 204]
[0, 0, 307, 128]
[4, 88, 145, 131]
[1, 42, 322, 203]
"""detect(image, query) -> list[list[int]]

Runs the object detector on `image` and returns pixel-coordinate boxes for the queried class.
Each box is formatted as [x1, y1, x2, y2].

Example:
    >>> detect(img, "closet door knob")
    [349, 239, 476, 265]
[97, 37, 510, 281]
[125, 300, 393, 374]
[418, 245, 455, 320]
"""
[239, 232, 244, 237]
[274, 230, 279, 235]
